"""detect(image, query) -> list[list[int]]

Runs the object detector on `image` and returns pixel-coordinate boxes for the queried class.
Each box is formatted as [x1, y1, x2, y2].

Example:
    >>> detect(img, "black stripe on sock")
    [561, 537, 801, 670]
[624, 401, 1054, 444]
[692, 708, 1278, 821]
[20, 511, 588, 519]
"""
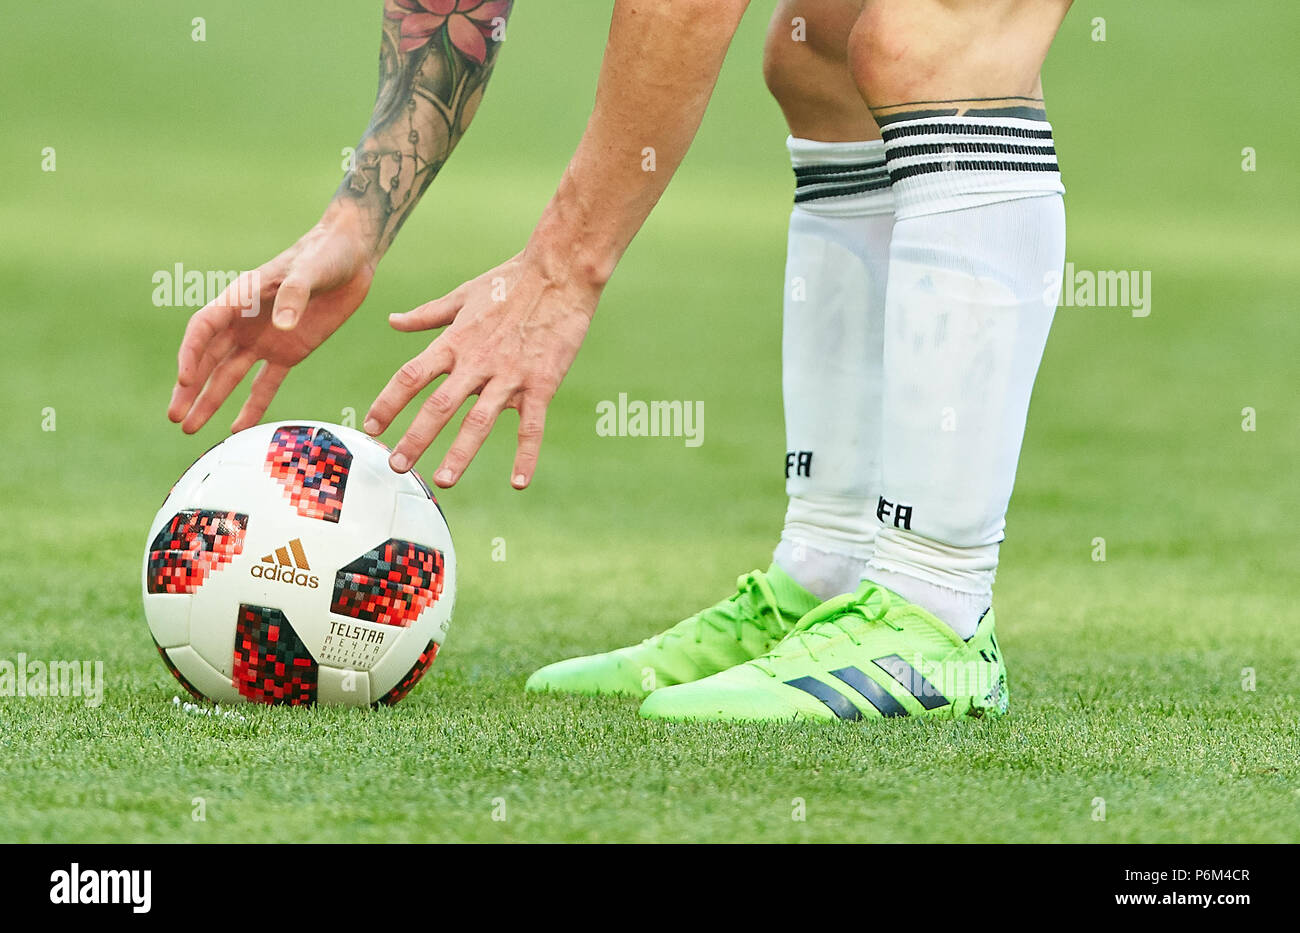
[887, 141, 1057, 160]
[881, 122, 1054, 142]
[887, 159, 1060, 184]
[794, 177, 893, 202]
[795, 168, 890, 189]
[793, 160, 887, 180]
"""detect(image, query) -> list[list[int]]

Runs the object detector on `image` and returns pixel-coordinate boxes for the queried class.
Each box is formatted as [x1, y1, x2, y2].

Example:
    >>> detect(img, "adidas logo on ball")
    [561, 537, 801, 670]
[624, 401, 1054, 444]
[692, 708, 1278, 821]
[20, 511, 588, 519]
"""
[250, 538, 320, 588]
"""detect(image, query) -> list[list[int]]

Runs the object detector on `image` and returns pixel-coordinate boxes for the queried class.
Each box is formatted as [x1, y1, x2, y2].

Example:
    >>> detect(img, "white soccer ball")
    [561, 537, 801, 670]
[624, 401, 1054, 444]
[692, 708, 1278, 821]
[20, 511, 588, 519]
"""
[142, 420, 455, 707]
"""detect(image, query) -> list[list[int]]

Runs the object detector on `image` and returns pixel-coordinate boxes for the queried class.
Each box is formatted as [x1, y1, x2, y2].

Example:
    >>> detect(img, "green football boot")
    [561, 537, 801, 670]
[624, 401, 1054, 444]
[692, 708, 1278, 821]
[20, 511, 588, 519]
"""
[638, 582, 1009, 722]
[525, 565, 820, 697]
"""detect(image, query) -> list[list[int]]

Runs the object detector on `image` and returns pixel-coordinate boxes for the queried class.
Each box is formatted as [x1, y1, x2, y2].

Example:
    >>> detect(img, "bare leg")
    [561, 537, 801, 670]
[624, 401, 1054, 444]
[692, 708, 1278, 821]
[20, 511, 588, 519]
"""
[850, 0, 1072, 123]
[764, 0, 877, 141]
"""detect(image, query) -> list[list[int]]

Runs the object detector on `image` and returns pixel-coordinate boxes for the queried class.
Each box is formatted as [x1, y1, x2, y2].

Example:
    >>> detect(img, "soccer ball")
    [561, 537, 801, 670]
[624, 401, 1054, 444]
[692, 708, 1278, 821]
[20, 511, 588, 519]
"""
[142, 420, 455, 707]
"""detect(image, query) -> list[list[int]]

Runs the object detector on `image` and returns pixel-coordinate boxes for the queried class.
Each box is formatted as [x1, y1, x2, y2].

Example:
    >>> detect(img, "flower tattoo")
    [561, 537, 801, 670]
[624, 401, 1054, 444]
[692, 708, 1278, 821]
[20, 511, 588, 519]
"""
[385, 0, 511, 63]
[338, 1, 513, 253]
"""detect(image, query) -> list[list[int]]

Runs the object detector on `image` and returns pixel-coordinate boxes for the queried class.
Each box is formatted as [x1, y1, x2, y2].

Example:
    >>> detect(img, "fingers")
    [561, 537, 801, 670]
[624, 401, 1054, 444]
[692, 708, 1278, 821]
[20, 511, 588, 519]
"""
[169, 331, 236, 423]
[172, 267, 266, 423]
[387, 370, 482, 474]
[176, 268, 266, 384]
[181, 349, 257, 434]
[176, 303, 236, 388]
[511, 393, 548, 489]
[431, 382, 514, 487]
[388, 289, 464, 332]
[363, 342, 454, 438]
[230, 362, 290, 433]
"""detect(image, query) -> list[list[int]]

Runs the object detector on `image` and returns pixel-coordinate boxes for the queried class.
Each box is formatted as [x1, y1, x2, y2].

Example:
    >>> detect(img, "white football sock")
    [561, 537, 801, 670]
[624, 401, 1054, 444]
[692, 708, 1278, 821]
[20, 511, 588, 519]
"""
[865, 115, 1066, 638]
[773, 538, 870, 605]
[774, 137, 894, 602]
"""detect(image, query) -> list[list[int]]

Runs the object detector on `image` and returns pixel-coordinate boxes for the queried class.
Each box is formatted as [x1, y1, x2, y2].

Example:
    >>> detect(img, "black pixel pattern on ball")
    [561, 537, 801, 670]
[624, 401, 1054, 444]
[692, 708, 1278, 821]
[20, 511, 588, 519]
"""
[146, 509, 248, 594]
[332, 539, 446, 628]
[233, 604, 319, 705]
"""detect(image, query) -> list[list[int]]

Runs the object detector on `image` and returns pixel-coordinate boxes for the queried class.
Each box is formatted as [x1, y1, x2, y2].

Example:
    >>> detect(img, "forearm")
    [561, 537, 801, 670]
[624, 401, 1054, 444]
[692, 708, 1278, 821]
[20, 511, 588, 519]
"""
[332, 0, 514, 257]
[527, 0, 751, 289]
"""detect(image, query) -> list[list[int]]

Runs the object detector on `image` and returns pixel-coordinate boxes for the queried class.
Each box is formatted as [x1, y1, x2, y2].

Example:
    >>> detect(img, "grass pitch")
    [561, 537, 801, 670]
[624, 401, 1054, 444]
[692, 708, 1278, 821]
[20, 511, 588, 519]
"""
[1, 2, 1297, 842]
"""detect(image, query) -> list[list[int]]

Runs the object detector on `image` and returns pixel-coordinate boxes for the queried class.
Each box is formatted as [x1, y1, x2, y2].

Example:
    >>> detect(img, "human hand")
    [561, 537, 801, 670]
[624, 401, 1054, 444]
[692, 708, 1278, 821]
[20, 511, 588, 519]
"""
[364, 251, 599, 488]
[167, 209, 377, 433]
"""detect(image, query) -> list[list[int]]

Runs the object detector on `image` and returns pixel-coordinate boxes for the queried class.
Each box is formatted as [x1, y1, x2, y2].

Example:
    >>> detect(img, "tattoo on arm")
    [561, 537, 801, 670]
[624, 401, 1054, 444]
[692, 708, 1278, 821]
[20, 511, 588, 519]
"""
[337, 0, 513, 254]
[871, 96, 1046, 126]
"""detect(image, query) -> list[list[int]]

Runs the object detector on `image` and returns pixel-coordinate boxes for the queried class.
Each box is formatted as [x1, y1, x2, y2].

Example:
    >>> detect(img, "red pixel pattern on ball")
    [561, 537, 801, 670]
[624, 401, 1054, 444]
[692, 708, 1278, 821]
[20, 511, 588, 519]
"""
[264, 426, 351, 523]
[331, 539, 446, 628]
[233, 604, 318, 705]
[377, 639, 440, 706]
[146, 509, 248, 594]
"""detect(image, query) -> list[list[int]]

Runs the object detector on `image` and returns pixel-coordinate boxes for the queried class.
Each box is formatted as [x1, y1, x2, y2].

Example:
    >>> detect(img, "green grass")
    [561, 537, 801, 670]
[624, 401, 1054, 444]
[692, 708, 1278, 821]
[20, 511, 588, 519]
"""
[1, 2, 1298, 842]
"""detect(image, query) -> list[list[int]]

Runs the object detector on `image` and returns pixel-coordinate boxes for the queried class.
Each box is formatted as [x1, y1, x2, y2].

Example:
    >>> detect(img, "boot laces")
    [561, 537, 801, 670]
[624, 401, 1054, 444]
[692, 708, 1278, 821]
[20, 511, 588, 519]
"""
[650, 571, 785, 647]
[752, 585, 896, 675]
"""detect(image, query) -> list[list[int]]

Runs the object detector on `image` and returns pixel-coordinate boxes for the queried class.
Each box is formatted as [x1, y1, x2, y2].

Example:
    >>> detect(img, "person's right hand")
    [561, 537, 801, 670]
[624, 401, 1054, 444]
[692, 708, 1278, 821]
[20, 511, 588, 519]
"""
[167, 209, 377, 434]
